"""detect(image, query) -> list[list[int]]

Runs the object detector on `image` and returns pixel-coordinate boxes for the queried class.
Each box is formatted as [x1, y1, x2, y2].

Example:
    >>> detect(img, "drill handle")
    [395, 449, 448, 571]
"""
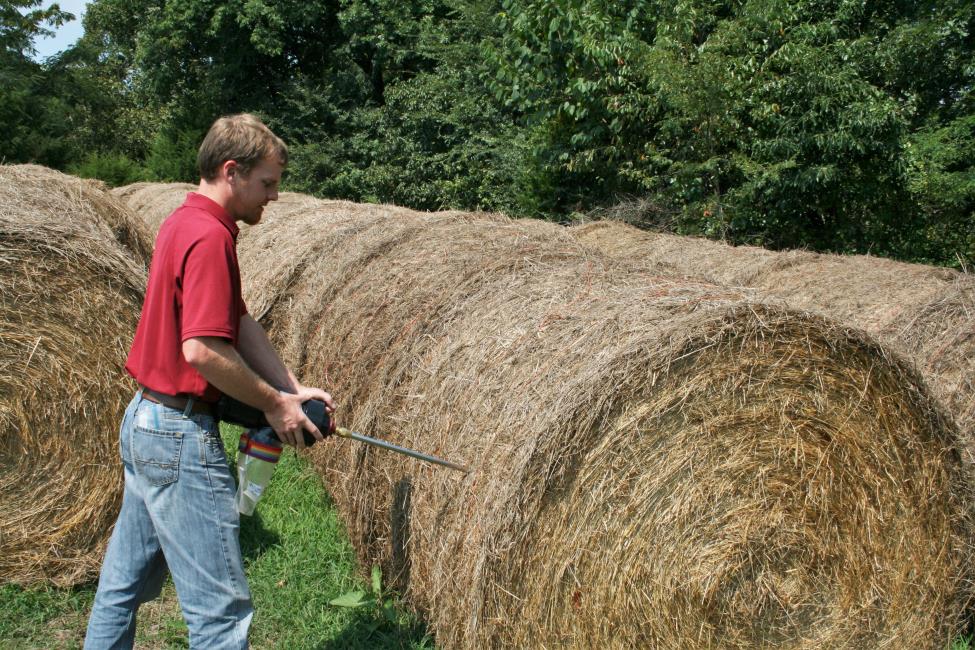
[217, 395, 330, 447]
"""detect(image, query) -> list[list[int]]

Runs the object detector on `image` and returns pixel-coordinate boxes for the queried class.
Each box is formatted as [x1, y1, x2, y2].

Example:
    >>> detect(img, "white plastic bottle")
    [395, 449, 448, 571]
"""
[235, 427, 283, 515]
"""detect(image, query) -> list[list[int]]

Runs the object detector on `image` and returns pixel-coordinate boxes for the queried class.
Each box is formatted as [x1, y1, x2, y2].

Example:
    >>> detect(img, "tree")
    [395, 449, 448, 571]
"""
[0, 0, 75, 164]
[0, 0, 72, 56]
[490, 0, 660, 214]
[281, 0, 525, 213]
[491, 0, 975, 265]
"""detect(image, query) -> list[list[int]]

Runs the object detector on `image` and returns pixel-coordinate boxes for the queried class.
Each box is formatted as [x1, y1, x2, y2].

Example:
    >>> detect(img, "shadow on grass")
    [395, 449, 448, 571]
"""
[314, 477, 432, 649]
[238, 510, 282, 562]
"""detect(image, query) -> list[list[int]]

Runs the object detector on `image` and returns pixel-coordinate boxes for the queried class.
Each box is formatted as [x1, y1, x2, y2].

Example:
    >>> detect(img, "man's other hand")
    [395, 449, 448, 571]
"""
[295, 384, 337, 434]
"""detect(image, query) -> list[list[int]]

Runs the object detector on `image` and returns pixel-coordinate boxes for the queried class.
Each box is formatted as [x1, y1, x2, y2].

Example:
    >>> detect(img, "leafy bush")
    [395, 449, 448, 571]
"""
[144, 127, 203, 182]
[68, 151, 147, 187]
[8, 0, 974, 267]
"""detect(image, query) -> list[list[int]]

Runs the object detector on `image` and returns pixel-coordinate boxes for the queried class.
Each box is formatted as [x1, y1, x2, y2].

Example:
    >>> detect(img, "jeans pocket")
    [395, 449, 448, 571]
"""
[133, 426, 183, 486]
[200, 429, 228, 467]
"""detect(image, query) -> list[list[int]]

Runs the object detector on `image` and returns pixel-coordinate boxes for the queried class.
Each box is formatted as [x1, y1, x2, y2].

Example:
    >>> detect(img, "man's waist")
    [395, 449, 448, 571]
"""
[140, 386, 216, 416]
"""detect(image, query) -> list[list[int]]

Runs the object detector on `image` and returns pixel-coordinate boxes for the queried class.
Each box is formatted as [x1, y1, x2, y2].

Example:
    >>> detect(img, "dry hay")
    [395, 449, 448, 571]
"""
[237, 204, 974, 648]
[10, 166, 155, 267]
[571, 221, 975, 447]
[109, 180, 157, 202]
[111, 182, 196, 236]
[571, 220, 817, 287]
[880, 276, 975, 461]
[0, 165, 147, 585]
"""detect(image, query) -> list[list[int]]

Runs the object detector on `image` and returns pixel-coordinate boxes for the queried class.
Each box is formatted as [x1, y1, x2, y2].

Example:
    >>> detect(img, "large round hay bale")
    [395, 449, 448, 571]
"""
[0, 165, 146, 585]
[571, 220, 817, 287]
[109, 180, 159, 204]
[238, 205, 974, 648]
[112, 181, 196, 236]
[12, 165, 155, 267]
[572, 220, 975, 455]
[881, 275, 975, 454]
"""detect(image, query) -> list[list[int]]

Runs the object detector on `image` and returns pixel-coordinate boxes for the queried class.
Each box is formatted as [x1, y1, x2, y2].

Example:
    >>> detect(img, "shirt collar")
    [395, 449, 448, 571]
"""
[183, 192, 240, 239]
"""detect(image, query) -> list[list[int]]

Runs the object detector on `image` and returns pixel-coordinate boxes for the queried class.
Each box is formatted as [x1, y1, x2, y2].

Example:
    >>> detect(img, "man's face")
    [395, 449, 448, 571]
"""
[228, 156, 284, 225]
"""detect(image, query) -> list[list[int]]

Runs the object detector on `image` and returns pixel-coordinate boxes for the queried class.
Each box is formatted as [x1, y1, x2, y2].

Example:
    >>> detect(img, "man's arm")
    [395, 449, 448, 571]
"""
[182, 335, 324, 448]
[237, 314, 336, 415]
[237, 314, 297, 392]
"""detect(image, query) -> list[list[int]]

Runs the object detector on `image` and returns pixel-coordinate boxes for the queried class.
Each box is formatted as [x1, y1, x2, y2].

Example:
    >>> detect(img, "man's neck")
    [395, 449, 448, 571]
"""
[197, 180, 233, 214]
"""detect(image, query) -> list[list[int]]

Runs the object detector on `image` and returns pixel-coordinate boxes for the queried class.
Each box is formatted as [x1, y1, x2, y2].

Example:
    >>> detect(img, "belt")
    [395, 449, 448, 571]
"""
[140, 387, 215, 416]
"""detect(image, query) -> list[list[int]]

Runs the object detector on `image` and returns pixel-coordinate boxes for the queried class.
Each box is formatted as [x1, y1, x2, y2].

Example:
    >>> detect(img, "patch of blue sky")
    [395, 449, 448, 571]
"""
[30, 0, 90, 61]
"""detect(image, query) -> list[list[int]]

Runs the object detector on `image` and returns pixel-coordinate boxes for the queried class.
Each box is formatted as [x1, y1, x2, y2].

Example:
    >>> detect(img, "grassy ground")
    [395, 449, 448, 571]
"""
[0, 424, 432, 649]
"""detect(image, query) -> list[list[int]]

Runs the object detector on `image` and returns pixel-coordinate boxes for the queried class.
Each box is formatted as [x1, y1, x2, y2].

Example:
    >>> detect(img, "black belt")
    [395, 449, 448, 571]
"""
[140, 387, 215, 416]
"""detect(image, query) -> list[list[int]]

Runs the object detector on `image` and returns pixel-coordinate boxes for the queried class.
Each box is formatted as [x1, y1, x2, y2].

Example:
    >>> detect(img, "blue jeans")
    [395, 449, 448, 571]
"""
[85, 391, 252, 649]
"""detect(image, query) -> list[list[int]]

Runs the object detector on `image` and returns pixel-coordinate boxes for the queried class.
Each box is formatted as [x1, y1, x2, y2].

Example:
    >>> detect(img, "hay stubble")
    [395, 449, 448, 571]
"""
[572, 221, 975, 464]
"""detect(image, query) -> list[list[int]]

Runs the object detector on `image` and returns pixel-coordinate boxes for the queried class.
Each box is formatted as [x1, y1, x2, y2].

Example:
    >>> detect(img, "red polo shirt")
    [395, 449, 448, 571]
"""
[126, 192, 247, 401]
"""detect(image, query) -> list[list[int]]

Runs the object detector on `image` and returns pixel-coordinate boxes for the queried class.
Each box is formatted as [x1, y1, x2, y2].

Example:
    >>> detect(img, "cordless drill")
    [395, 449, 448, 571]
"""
[216, 394, 330, 446]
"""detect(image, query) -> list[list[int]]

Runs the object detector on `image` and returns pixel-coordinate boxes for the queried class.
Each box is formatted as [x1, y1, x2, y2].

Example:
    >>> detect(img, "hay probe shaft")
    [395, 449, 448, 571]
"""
[334, 427, 469, 473]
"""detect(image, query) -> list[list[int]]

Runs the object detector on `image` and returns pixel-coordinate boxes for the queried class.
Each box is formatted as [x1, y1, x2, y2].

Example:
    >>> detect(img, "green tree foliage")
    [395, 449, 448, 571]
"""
[492, 0, 975, 265]
[280, 0, 527, 212]
[0, 0, 71, 55]
[0, 0, 155, 175]
[76, 0, 161, 160]
[68, 151, 146, 187]
[131, 0, 342, 127]
[905, 114, 975, 266]
[0, 0, 75, 164]
[4, 0, 973, 266]
[490, 0, 660, 214]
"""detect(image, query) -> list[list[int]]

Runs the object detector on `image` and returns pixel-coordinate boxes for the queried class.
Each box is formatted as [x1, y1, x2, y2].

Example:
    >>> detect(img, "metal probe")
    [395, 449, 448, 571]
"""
[335, 427, 470, 473]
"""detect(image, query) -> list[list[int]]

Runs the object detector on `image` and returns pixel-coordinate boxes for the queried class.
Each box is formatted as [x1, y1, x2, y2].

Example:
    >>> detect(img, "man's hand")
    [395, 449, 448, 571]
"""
[295, 384, 337, 434]
[236, 316, 338, 441]
[264, 391, 324, 449]
[182, 332, 337, 446]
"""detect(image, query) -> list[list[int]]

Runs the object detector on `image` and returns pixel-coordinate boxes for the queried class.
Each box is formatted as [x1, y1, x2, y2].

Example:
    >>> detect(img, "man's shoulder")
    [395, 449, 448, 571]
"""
[153, 215, 232, 272]
[161, 205, 233, 242]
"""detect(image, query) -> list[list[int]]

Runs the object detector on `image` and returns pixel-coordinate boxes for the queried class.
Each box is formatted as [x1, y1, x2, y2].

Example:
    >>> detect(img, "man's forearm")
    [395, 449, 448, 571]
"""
[184, 335, 329, 446]
[183, 336, 282, 412]
[237, 314, 297, 392]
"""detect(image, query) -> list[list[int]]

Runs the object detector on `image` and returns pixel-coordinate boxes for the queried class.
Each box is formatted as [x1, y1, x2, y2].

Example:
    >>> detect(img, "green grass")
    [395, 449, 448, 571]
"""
[0, 424, 432, 649]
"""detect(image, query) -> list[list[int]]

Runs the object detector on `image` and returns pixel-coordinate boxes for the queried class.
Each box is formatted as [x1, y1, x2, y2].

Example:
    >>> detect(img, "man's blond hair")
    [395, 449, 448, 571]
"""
[197, 113, 288, 181]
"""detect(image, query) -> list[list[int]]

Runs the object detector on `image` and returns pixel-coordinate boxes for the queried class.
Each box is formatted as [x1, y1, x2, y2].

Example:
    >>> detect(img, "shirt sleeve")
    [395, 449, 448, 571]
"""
[180, 230, 240, 341]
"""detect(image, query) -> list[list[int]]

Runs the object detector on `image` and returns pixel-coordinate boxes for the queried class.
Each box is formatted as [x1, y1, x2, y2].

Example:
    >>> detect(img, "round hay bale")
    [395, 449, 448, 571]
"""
[747, 253, 962, 337]
[881, 276, 975, 462]
[112, 181, 197, 236]
[237, 197, 504, 328]
[11, 165, 155, 268]
[238, 206, 974, 648]
[109, 180, 156, 202]
[0, 165, 147, 586]
[571, 220, 816, 287]
[571, 220, 975, 452]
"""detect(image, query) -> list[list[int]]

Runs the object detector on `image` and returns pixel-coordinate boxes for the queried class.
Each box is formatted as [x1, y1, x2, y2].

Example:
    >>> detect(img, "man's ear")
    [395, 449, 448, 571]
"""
[222, 159, 239, 185]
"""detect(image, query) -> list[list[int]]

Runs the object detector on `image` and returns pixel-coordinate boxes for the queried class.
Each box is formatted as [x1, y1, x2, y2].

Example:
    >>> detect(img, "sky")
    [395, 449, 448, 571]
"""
[30, 0, 90, 60]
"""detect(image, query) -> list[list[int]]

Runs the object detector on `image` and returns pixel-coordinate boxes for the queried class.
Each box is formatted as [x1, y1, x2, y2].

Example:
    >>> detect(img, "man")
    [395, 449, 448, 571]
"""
[85, 114, 333, 649]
